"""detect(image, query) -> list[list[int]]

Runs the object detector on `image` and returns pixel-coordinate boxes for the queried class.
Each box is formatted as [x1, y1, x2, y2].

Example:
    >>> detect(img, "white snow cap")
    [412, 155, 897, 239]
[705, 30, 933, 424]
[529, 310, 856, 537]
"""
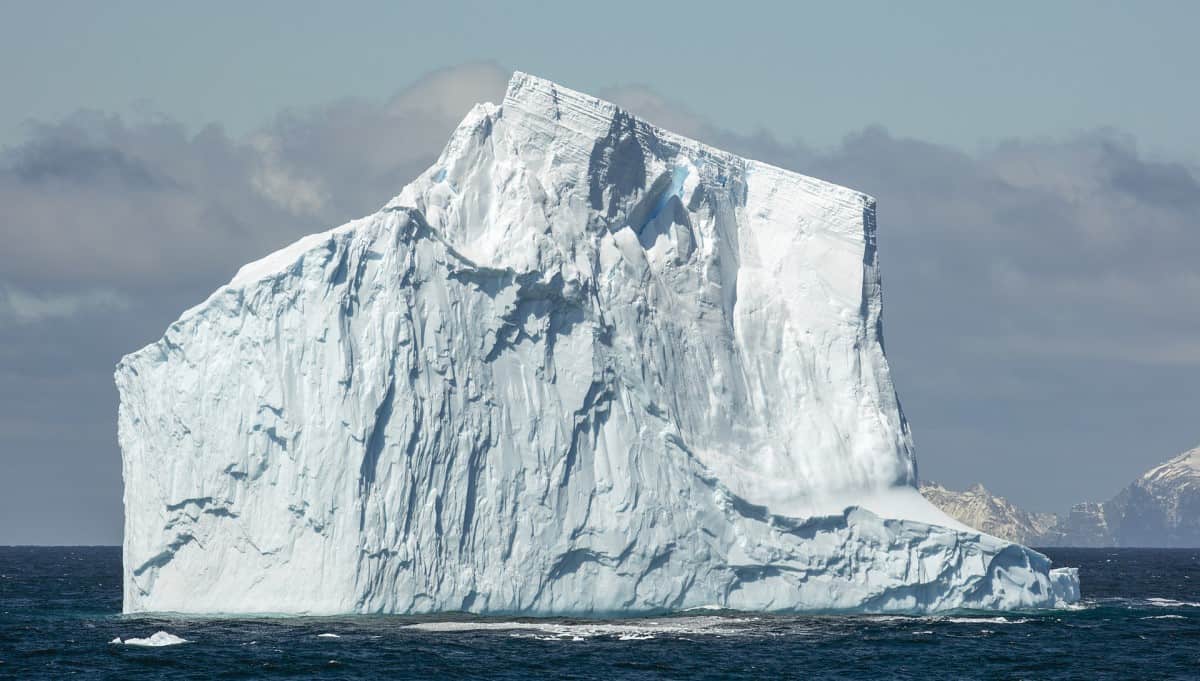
[116, 71, 1079, 615]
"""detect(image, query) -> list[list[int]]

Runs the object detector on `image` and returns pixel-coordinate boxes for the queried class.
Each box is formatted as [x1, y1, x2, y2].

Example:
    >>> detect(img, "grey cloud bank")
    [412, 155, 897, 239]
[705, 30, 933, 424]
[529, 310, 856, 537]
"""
[1, 64, 1197, 544]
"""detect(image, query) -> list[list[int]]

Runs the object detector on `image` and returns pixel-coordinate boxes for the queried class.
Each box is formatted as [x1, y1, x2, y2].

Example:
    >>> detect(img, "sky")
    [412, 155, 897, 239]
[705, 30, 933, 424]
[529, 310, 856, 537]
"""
[1, 1, 1198, 544]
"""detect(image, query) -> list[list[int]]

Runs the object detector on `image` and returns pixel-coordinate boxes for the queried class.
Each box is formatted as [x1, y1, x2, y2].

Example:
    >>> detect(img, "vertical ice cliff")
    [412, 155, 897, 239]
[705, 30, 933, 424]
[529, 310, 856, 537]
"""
[117, 72, 1079, 614]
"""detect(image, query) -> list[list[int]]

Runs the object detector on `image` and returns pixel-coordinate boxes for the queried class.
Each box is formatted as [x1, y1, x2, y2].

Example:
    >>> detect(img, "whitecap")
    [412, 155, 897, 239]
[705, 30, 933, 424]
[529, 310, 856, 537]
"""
[405, 616, 755, 639]
[1146, 598, 1200, 608]
[942, 617, 1030, 624]
[317, 633, 340, 638]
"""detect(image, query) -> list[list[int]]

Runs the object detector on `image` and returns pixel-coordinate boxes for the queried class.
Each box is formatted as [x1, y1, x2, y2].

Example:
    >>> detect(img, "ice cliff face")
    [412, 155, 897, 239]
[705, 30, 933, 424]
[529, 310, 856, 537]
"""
[117, 72, 1079, 614]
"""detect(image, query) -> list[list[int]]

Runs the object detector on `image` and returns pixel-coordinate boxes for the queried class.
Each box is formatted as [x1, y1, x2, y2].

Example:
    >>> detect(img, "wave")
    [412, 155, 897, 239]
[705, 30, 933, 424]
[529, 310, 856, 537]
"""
[404, 615, 762, 640]
[1145, 598, 1200, 608]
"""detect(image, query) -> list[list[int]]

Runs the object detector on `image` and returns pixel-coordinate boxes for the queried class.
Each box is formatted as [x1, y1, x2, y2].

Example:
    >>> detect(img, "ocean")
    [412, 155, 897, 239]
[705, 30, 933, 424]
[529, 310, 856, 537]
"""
[0, 547, 1196, 679]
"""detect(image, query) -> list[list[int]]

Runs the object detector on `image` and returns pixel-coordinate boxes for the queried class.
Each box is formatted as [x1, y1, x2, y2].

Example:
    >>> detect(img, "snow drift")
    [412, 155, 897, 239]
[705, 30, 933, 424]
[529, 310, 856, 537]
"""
[117, 72, 1079, 614]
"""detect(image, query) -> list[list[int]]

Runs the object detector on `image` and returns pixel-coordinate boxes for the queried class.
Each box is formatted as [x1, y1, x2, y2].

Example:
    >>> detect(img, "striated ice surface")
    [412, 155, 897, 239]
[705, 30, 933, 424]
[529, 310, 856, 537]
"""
[116, 72, 1079, 615]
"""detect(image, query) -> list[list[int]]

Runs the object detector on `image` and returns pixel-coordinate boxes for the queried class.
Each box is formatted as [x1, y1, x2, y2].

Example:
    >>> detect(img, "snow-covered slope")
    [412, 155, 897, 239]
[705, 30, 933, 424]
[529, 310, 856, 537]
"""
[116, 72, 1079, 614]
[1092, 446, 1200, 547]
[919, 482, 1058, 546]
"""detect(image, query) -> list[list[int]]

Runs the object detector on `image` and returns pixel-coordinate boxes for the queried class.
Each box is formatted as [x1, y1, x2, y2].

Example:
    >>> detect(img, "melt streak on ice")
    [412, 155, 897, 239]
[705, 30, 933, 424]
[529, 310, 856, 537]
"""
[117, 72, 1079, 614]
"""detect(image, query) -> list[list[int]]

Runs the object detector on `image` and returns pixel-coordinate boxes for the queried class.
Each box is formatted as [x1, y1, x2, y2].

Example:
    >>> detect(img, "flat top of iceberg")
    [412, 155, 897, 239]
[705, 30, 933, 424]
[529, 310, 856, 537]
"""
[502, 71, 871, 200]
[216, 71, 870, 298]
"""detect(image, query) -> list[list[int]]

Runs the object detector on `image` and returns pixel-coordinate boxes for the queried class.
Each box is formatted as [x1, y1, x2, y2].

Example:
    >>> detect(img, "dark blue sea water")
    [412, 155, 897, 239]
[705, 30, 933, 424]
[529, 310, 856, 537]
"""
[1, 547, 1196, 679]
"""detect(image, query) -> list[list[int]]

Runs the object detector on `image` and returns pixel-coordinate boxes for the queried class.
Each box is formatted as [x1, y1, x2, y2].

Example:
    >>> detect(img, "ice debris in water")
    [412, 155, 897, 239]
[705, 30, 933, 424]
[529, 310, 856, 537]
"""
[113, 631, 190, 647]
[116, 71, 1080, 616]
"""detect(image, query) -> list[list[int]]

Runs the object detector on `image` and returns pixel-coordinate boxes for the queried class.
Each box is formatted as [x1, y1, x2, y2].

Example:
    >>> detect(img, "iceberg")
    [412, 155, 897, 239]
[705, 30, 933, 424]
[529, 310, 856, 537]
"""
[116, 72, 1079, 615]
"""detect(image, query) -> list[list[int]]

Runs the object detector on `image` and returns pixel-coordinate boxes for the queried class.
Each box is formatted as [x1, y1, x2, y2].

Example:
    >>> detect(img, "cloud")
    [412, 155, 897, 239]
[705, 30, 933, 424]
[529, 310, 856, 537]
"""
[608, 90, 1200, 364]
[249, 134, 328, 216]
[544, 83, 1200, 508]
[251, 62, 509, 223]
[0, 285, 130, 324]
[1, 63, 1198, 543]
[0, 62, 513, 545]
[11, 136, 171, 188]
[0, 62, 510, 299]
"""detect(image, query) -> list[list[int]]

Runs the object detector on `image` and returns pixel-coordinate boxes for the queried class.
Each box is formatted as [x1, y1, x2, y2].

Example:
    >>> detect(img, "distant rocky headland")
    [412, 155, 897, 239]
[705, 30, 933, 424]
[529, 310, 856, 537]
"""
[922, 445, 1200, 547]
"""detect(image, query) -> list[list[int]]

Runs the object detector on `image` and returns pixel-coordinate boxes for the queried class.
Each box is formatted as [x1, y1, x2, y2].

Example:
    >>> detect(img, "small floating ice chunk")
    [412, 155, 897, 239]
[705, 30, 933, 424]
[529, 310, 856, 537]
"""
[121, 631, 190, 647]
[317, 633, 340, 638]
[109, 637, 122, 644]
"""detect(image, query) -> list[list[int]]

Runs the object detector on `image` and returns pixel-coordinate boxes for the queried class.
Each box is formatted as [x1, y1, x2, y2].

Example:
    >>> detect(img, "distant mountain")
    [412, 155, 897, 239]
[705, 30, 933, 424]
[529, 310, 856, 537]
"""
[1103, 446, 1200, 547]
[922, 445, 1200, 547]
[1051, 502, 1112, 547]
[919, 482, 1057, 545]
